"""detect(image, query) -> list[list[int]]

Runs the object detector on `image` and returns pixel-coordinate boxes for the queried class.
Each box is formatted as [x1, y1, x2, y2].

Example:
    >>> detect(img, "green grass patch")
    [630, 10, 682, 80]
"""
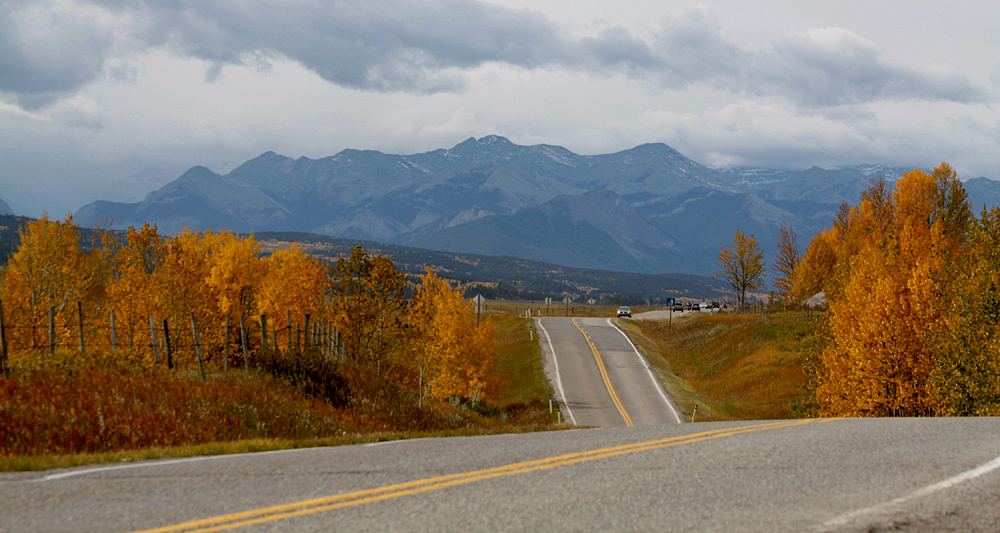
[488, 316, 554, 406]
[615, 311, 822, 422]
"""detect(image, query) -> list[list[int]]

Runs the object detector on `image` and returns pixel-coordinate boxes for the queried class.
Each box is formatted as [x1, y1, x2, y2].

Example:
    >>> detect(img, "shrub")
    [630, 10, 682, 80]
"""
[249, 347, 348, 408]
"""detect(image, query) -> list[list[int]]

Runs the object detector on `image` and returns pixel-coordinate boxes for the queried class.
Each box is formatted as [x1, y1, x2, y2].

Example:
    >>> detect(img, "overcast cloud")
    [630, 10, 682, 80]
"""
[0, 0, 998, 216]
[3, 0, 990, 105]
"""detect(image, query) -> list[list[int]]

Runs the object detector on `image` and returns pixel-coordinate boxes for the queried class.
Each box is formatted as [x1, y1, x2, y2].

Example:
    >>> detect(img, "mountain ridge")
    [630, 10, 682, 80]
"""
[75, 137, 1000, 278]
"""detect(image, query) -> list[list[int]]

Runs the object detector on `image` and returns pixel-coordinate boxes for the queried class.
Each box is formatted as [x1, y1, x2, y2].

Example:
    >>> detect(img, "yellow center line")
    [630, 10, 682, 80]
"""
[131, 419, 835, 533]
[573, 318, 632, 426]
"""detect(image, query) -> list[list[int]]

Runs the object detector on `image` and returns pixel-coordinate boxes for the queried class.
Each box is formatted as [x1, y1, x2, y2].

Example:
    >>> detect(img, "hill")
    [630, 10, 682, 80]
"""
[0, 216, 730, 302]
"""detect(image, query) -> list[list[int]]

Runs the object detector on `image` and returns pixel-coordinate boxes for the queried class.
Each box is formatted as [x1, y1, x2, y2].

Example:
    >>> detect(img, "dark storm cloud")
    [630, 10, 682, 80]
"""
[646, 10, 991, 107]
[1, 0, 992, 106]
[0, 0, 117, 108]
[745, 28, 991, 106]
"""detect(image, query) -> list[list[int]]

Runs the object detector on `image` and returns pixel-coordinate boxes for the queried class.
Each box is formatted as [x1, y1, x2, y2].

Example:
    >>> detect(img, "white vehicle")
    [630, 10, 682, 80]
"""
[699, 302, 710, 311]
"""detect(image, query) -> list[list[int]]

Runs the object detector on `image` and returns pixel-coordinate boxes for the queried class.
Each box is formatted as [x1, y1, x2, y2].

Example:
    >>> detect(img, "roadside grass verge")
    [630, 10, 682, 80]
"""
[615, 311, 822, 422]
[0, 425, 563, 473]
[488, 316, 553, 406]
[0, 316, 561, 472]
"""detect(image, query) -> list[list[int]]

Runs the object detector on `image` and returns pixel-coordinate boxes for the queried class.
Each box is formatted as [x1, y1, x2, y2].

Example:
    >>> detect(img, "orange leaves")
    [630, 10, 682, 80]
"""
[1, 214, 110, 351]
[330, 246, 407, 376]
[257, 244, 327, 329]
[409, 268, 494, 404]
[813, 163, 981, 416]
[209, 234, 266, 319]
[2, 220, 502, 414]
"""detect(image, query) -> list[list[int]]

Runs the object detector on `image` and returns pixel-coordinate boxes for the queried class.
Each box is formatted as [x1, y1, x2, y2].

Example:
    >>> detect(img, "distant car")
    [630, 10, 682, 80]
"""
[673, 302, 684, 311]
[617, 306, 632, 318]
[689, 303, 699, 312]
[700, 302, 711, 311]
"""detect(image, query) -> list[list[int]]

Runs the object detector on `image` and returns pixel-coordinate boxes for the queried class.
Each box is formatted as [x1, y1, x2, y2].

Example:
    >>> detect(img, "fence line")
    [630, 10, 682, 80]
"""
[0, 299, 348, 375]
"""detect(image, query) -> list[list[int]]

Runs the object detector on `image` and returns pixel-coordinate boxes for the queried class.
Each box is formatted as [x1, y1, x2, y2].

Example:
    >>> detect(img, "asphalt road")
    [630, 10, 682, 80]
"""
[3, 418, 1000, 532]
[535, 317, 682, 427]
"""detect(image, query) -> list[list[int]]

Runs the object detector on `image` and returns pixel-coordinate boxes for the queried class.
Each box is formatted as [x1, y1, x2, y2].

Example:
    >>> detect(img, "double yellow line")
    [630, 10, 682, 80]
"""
[573, 318, 633, 426]
[132, 419, 826, 533]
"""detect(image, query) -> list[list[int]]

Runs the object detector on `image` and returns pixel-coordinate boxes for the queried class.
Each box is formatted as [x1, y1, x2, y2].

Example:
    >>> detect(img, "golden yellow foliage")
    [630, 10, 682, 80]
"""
[409, 268, 494, 404]
[1, 215, 111, 353]
[256, 244, 328, 344]
[715, 229, 766, 306]
[817, 165, 976, 416]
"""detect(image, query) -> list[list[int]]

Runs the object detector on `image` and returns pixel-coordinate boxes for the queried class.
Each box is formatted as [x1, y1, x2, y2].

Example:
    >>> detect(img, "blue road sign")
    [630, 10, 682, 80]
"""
[666, 297, 676, 307]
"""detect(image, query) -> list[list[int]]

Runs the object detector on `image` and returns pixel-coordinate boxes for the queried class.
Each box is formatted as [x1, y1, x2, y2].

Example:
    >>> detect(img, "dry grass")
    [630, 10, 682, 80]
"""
[0, 316, 565, 471]
[616, 311, 822, 422]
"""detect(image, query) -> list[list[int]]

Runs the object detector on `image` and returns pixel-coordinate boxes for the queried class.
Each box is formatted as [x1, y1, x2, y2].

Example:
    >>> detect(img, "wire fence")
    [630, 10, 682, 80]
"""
[0, 301, 347, 379]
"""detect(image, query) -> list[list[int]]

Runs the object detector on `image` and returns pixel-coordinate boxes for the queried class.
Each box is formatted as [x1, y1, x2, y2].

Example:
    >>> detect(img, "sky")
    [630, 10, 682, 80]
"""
[1, 0, 999, 217]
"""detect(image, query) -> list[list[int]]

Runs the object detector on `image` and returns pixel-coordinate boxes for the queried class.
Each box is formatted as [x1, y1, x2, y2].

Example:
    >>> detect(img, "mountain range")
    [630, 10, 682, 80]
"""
[76, 136, 1000, 278]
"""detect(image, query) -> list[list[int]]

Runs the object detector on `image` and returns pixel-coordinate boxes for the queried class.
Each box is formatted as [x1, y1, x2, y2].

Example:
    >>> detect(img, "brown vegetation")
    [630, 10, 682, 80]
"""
[618, 312, 819, 421]
[0, 217, 553, 463]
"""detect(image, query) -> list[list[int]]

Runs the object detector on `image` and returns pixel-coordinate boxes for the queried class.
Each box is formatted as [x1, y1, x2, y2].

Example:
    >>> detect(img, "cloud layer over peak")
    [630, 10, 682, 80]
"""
[1, 0, 992, 108]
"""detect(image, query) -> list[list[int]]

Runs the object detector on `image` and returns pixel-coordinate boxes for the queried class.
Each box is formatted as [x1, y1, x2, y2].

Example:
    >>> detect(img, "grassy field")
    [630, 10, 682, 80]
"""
[615, 311, 823, 422]
[0, 316, 562, 471]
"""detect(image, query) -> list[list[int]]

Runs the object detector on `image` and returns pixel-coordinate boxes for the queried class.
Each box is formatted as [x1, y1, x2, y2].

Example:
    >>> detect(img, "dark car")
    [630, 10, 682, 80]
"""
[617, 306, 632, 318]
[673, 302, 684, 311]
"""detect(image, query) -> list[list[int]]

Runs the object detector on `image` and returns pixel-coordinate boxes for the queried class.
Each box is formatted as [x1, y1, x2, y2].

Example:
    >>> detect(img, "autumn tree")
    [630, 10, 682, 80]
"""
[105, 223, 165, 355]
[927, 206, 1000, 415]
[330, 246, 408, 377]
[771, 224, 799, 303]
[256, 244, 328, 351]
[409, 268, 495, 405]
[715, 229, 766, 307]
[147, 229, 228, 369]
[789, 227, 838, 303]
[208, 234, 265, 322]
[818, 165, 974, 416]
[1, 215, 113, 351]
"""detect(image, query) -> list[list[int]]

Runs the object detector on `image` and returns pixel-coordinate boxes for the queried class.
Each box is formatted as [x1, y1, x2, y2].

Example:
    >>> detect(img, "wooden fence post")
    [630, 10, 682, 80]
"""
[224, 315, 230, 374]
[190, 313, 206, 380]
[240, 315, 249, 368]
[110, 310, 117, 351]
[162, 319, 173, 370]
[149, 314, 159, 364]
[286, 311, 292, 352]
[304, 314, 311, 348]
[0, 299, 8, 379]
[260, 315, 268, 355]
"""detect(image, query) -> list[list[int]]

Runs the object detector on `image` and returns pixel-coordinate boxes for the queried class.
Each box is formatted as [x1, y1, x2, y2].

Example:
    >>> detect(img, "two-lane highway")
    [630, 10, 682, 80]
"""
[4, 418, 1000, 531]
[536, 317, 681, 427]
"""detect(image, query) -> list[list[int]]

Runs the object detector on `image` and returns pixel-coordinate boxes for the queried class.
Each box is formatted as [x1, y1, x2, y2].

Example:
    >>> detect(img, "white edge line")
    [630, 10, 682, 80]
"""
[364, 438, 432, 447]
[36, 446, 324, 482]
[819, 453, 1000, 529]
[606, 318, 683, 424]
[536, 318, 577, 425]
